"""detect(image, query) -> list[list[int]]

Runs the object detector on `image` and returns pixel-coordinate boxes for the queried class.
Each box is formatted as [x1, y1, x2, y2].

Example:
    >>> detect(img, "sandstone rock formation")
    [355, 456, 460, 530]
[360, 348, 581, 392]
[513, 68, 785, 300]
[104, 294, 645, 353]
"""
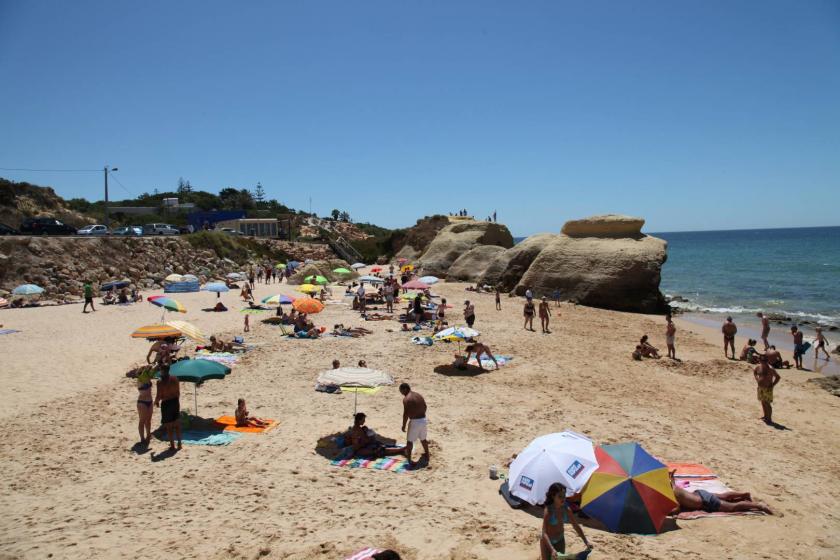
[417, 222, 514, 277]
[515, 215, 667, 313]
[288, 259, 353, 285]
[446, 245, 506, 282]
[478, 233, 558, 290]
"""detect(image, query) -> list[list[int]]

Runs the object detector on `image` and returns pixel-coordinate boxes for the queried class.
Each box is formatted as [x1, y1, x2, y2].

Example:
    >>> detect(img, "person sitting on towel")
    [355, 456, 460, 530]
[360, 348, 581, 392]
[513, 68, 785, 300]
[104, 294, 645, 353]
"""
[235, 398, 270, 428]
[347, 412, 403, 459]
[740, 339, 762, 364]
[102, 289, 116, 305]
[669, 470, 773, 515]
[464, 340, 499, 371]
[639, 335, 661, 358]
[118, 288, 129, 304]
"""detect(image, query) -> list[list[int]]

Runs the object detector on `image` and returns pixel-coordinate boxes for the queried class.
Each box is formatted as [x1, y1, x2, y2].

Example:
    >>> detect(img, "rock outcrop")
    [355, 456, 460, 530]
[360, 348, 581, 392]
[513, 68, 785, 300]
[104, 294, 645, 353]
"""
[515, 215, 667, 313]
[288, 259, 353, 284]
[417, 221, 514, 277]
[446, 245, 506, 282]
[478, 233, 558, 290]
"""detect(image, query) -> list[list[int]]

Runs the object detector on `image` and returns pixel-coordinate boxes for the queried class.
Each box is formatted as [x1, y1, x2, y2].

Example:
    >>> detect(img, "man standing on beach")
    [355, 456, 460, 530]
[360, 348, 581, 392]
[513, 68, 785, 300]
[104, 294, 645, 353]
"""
[757, 312, 771, 349]
[464, 300, 476, 328]
[384, 281, 394, 313]
[82, 281, 95, 313]
[666, 316, 677, 359]
[790, 326, 806, 369]
[753, 355, 781, 425]
[357, 283, 366, 314]
[495, 287, 501, 311]
[155, 364, 182, 450]
[400, 383, 429, 467]
[722, 317, 737, 359]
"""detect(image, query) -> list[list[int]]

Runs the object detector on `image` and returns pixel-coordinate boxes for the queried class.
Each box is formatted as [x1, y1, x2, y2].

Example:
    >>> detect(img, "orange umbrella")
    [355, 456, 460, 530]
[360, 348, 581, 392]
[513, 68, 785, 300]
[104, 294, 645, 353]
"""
[131, 324, 182, 339]
[292, 298, 325, 314]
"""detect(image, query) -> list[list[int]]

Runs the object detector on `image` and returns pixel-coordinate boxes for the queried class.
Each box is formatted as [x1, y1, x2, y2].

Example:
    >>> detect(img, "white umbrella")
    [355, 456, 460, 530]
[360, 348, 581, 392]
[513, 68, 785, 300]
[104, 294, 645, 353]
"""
[165, 274, 184, 283]
[419, 276, 440, 284]
[508, 431, 598, 505]
[317, 367, 394, 415]
[351, 263, 366, 269]
[358, 275, 384, 284]
[433, 326, 480, 341]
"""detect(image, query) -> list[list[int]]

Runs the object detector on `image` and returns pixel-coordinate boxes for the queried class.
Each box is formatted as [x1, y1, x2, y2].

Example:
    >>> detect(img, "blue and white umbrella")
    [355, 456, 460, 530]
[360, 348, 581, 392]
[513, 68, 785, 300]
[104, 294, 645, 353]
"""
[433, 326, 480, 341]
[419, 276, 440, 284]
[351, 262, 366, 269]
[101, 280, 130, 291]
[358, 275, 384, 284]
[13, 284, 44, 296]
[203, 282, 230, 293]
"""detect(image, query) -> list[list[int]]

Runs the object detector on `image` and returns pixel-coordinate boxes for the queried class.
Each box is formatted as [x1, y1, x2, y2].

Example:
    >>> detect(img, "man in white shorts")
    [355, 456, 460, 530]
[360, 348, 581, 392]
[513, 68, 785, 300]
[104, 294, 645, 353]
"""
[400, 383, 430, 467]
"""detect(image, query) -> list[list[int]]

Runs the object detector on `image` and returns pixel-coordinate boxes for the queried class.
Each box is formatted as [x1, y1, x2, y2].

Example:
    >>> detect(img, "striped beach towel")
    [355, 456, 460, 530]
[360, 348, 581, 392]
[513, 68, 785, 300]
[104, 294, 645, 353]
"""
[345, 548, 383, 560]
[195, 350, 239, 365]
[331, 456, 410, 473]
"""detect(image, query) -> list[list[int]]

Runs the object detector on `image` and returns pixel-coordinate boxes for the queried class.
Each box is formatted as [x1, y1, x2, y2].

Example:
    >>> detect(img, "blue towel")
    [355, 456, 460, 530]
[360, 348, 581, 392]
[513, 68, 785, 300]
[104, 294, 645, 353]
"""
[180, 430, 242, 446]
[0, 329, 20, 335]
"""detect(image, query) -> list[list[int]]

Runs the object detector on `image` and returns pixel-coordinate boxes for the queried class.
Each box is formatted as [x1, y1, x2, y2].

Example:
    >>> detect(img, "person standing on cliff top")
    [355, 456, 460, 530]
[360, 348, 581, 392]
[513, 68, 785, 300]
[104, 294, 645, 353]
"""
[722, 317, 737, 359]
[757, 312, 771, 349]
[82, 281, 95, 313]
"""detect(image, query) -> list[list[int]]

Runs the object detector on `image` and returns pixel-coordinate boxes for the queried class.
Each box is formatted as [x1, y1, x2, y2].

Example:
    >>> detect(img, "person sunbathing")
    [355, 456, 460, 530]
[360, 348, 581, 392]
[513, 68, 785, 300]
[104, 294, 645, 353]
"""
[213, 301, 228, 312]
[347, 412, 404, 459]
[235, 398, 270, 428]
[465, 340, 499, 371]
[740, 339, 762, 364]
[639, 335, 660, 358]
[669, 471, 773, 515]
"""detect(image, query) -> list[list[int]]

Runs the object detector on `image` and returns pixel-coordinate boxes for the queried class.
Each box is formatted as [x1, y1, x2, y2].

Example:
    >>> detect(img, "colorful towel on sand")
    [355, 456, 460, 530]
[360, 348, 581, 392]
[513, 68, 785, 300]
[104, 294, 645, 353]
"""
[180, 430, 242, 446]
[340, 386, 382, 395]
[331, 456, 410, 473]
[240, 307, 272, 314]
[0, 329, 20, 335]
[467, 355, 513, 368]
[213, 415, 278, 434]
[666, 461, 767, 519]
[411, 336, 433, 346]
[345, 548, 383, 560]
[195, 350, 239, 365]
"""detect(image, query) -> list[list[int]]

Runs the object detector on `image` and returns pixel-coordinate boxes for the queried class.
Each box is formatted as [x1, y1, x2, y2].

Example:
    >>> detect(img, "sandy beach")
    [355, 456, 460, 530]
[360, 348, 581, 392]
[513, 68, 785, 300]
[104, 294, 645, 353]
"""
[1, 280, 838, 559]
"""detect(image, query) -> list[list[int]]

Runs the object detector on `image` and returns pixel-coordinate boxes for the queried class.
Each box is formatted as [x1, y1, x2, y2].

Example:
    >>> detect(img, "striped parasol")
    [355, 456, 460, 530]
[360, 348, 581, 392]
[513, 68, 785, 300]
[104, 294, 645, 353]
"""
[131, 324, 182, 339]
[262, 294, 296, 305]
[165, 320, 208, 344]
[148, 295, 187, 313]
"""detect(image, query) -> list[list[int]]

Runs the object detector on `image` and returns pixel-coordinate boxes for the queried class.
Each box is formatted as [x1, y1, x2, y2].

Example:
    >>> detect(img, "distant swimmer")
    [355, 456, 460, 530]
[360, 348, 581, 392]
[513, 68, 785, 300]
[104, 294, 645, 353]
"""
[722, 317, 737, 359]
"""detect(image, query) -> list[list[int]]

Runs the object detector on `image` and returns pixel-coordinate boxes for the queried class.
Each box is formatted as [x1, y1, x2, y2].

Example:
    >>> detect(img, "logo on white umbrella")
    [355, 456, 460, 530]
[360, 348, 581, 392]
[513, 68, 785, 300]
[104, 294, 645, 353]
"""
[519, 475, 534, 491]
[566, 460, 585, 479]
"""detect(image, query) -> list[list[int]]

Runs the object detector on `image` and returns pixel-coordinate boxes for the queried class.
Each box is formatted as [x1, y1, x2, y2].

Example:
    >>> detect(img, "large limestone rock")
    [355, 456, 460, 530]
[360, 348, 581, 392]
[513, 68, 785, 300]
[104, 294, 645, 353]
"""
[516, 215, 667, 313]
[446, 245, 506, 282]
[417, 222, 514, 277]
[479, 233, 558, 290]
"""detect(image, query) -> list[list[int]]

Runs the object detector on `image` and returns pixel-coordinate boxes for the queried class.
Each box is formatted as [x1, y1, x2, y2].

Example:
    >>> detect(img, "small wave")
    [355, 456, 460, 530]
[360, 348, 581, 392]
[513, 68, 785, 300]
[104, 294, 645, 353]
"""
[668, 299, 839, 326]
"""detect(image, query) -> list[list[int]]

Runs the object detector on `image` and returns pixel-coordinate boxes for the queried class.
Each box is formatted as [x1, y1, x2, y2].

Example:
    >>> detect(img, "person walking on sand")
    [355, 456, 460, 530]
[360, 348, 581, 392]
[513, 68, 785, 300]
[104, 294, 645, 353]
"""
[790, 325, 807, 369]
[495, 287, 501, 311]
[244, 313, 250, 332]
[757, 312, 771, 349]
[552, 288, 561, 308]
[82, 281, 96, 313]
[754, 355, 781, 424]
[155, 364, 182, 450]
[135, 367, 154, 445]
[666, 316, 677, 359]
[722, 317, 737, 359]
[400, 383, 430, 467]
[540, 482, 592, 560]
[464, 300, 476, 328]
[357, 283, 366, 314]
[814, 327, 831, 361]
[524, 298, 536, 331]
[538, 297, 552, 333]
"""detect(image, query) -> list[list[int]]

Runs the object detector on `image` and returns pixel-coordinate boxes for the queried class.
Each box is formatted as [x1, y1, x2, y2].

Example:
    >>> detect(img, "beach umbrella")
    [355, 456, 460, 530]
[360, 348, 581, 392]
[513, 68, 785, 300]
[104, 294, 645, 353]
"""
[333, 267, 352, 275]
[370, 266, 383, 273]
[182, 274, 198, 282]
[165, 274, 184, 283]
[131, 324, 182, 339]
[508, 432, 599, 505]
[165, 320, 207, 344]
[402, 280, 430, 290]
[101, 279, 130, 291]
[350, 263, 366, 269]
[165, 358, 231, 415]
[433, 326, 480, 341]
[262, 294, 296, 305]
[275, 263, 286, 269]
[12, 284, 44, 296]
[227, 272, 243, 280]
[148, 295, 187, 313]
[203, 282, 229, 293]
[358, 275, 384, 284]
[304, 275, 329, 285]
[419, 276, 439, 284]
[293, 298, 324, 314]
[316, 367, 394, 415]
[400, 264, 414, 272]
[397, 258, 408, 264]
[581, 442, 677, 534]
[297, 283, 320, 294]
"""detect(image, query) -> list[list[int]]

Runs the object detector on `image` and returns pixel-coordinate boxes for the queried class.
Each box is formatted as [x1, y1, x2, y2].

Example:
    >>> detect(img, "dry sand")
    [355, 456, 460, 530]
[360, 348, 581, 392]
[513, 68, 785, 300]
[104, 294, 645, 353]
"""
[0, 280, 838, 559]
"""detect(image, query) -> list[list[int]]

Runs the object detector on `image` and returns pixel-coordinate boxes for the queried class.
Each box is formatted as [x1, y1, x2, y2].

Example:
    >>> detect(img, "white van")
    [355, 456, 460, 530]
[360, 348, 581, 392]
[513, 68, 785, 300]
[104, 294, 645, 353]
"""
[142, 223, 179, 235]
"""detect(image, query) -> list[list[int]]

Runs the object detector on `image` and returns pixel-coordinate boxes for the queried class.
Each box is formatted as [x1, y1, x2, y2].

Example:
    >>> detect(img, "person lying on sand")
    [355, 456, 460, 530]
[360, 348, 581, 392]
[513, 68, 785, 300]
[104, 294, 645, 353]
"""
[235, 398, 270, 427]
[639, 335, 660, 358]
[213, 301, 228, 312]
[348, 412, 404, 459]
[669, 470, 773, 515]
[464, 340, 499, 371]
[740, 339, 762, 363]
[208, 336, 244, 353]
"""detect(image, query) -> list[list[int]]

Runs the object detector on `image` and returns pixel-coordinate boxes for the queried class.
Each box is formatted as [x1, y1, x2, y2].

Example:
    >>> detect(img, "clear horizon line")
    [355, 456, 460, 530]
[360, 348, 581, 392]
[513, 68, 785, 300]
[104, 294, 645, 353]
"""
[513, 224, 840, 238]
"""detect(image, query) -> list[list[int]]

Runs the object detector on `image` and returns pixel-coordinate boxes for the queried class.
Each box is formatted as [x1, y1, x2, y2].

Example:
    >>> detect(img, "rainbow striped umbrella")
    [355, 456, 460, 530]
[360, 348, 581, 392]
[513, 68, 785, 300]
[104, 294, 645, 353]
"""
[262, 294, 296, 305]
[131, 324, 182, 339]
[165, 320, 207, 344]
[581, 442, 677, 534]
[148, 295, 187, 313]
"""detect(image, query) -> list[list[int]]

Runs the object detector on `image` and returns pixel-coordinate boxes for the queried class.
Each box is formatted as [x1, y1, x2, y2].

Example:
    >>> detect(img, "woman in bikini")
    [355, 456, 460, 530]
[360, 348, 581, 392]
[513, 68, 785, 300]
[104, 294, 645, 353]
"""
[136, 367, 155, 444]
[541, 483, 592, 560]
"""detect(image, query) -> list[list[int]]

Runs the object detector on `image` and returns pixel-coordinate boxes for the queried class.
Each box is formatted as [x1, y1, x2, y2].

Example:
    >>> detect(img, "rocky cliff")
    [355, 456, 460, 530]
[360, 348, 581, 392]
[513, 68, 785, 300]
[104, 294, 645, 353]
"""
[416, 221, 514, 277]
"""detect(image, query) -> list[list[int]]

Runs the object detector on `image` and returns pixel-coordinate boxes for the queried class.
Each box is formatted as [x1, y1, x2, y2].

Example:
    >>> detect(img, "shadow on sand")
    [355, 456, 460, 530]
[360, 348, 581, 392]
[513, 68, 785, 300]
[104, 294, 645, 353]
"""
[433, 364, 489, 377]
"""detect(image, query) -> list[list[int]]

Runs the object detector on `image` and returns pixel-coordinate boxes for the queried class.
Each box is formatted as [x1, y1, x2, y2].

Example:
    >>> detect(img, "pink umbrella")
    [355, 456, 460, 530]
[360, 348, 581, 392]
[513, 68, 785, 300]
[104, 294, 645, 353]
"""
[402, 280, 430, 290]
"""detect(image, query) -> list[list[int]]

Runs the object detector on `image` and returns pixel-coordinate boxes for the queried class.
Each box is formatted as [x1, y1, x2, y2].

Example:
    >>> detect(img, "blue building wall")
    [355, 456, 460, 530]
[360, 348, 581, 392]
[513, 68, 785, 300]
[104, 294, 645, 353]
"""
[188, 210, 246, 230]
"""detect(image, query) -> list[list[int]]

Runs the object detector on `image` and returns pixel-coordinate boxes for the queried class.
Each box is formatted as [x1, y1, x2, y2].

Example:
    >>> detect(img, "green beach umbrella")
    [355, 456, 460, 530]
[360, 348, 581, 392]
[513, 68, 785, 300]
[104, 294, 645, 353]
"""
[304, 275, 329, 285]
[161, 359, 231, 415]
[333, 267, 352, 275]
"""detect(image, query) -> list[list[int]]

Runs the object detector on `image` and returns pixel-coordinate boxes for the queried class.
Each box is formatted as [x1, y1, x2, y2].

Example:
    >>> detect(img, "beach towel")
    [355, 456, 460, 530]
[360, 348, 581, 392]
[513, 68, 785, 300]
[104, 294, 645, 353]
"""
[213, 416, 279, 434]
[330, 455, 411, 473]
[340, 386, 381, 395]
[195, 350, 239, 365]
[666, 461, 767, 519]
[467, 355, 513, 368]
[345, 548, 383, 560]
[411, 336, 433, 346]
[179, 430, 242, 446]
[0, 329, 20, 335]
[665, 462, 717, 479]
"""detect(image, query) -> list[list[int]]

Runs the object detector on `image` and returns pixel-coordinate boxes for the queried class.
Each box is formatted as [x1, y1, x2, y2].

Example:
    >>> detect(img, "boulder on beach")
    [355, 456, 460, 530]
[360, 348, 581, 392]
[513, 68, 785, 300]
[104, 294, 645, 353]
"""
[479, 233, 558, 291]
[417, 221, 514, 277]
[446, 245, 507, 282]
[516, 215, 667, 313]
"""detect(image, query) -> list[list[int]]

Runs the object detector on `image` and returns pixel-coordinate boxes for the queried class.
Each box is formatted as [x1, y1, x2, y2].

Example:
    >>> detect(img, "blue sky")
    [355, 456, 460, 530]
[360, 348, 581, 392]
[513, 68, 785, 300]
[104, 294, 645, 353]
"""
[1, 0, 838, 236]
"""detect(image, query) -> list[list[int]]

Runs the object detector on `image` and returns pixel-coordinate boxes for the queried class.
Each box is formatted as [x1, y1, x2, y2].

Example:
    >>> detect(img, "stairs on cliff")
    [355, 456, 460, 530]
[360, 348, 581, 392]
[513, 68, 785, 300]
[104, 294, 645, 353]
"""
[327, 234, 364, 264]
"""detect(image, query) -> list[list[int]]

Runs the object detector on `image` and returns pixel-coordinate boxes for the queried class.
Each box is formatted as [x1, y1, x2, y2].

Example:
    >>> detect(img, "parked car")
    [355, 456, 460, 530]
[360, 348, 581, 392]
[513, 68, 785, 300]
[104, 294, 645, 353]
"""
[0, 223, 18, 235]
[142, 223, 179, 235]
[220, 227, 243, 236]
[77, 224, 110, 235]
[20, 217, 77, 235]
[178, 225, 193, 234]
[112, 226, 142, 236]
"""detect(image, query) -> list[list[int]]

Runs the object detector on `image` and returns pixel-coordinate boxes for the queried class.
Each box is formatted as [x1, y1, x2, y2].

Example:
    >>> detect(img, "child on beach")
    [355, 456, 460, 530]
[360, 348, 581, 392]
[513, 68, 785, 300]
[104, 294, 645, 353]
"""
[235, 398, 269, 427]
[540, 483, 592, 560]
[740, 339, 761, 364]
[665, 317, 676, 359]
[753, 355, 781, 424]
[815, 327, 831, 361]
[244, 314, 250, 332]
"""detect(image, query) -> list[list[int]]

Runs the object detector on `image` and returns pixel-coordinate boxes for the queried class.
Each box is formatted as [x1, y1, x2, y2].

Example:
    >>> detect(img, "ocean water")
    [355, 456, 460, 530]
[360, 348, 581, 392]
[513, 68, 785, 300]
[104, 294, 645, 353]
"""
[655, 226, 840, 327]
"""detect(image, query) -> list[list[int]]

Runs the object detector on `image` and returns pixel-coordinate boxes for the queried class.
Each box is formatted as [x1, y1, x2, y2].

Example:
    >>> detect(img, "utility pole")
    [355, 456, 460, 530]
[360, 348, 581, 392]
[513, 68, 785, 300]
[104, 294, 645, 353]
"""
[104, 165, 118, 229]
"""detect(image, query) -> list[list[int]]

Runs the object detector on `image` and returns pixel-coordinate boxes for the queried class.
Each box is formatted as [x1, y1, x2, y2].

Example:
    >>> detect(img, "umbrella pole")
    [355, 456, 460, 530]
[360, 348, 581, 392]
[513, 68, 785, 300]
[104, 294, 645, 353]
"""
[354, 390, 358, 416]
[194, 385, 198, 416]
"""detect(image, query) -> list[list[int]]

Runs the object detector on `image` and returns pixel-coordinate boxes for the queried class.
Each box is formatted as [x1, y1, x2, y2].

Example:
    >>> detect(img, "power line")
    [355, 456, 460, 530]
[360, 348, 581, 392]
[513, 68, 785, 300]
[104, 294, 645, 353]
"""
[107, 171, 134, 198]
[0, 167, 101, 172]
